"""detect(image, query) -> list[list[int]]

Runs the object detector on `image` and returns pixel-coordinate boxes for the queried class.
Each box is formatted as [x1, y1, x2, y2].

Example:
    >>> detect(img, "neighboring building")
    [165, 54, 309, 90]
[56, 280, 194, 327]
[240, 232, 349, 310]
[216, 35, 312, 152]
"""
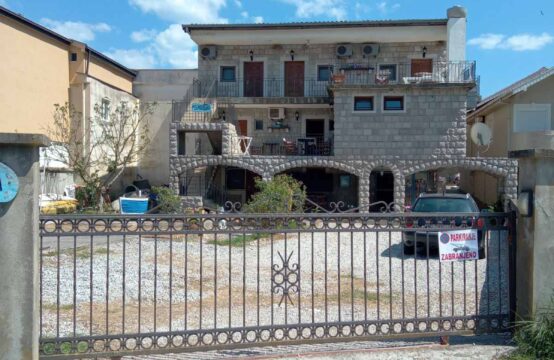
[465, 67, 553, 205]
[170, 6, 518, 210]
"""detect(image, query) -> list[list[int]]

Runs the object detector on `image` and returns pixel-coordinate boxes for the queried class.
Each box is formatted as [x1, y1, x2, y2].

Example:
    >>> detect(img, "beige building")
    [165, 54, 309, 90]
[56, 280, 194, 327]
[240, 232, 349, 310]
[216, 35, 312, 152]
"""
[465, 67, 554, 205]
[0, 6, 137, 135]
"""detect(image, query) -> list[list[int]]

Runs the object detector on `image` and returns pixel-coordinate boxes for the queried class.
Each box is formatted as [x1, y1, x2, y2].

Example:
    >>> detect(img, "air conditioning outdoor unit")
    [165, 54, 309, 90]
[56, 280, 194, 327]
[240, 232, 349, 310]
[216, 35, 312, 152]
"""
[362, 43, 380, 57]
[268, 108, 285, 120]
[336, 44, 353, 58]
[200, 45, 217, 59]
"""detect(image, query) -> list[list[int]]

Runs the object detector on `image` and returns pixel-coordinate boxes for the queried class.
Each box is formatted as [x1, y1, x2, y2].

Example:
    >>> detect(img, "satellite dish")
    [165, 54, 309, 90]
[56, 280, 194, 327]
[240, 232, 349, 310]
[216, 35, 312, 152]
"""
[470, 122, 492, 146]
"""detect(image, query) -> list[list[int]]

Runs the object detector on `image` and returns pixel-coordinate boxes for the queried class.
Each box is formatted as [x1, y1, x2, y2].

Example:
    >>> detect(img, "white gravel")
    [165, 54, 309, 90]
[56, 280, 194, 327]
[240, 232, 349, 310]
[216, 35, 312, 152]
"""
[40, 229, 509, 339]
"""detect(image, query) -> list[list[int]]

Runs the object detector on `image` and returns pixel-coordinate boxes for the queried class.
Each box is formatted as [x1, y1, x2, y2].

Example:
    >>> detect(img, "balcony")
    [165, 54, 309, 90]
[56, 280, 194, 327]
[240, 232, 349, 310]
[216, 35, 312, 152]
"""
[329, 61, 476, 87]
[206, 78, 330, 98]
[249, 137, 333, 156]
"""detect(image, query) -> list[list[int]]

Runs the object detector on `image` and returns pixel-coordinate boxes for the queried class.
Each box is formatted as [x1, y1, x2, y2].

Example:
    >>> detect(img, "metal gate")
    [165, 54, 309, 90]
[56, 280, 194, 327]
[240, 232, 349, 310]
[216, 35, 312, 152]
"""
[39, 209, 515, 358]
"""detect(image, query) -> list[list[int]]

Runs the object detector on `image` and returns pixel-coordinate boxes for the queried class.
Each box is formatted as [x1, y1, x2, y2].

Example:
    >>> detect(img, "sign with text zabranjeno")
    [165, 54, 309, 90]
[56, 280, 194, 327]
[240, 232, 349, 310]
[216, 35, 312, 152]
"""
[438, 229, 479, 262]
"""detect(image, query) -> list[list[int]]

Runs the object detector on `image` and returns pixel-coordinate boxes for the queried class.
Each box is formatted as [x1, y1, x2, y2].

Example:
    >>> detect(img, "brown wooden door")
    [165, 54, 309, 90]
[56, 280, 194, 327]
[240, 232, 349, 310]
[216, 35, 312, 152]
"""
[237, 120, 248, 152]
[244, 62, 263, 97]
[285, 61, 304, 96]
[411, 59, 433, 76]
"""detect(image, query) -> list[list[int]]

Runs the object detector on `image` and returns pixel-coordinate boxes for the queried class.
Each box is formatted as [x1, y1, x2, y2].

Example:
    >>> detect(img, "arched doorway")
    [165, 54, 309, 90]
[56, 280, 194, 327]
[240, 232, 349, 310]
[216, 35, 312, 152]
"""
[369, 169, 394, 211]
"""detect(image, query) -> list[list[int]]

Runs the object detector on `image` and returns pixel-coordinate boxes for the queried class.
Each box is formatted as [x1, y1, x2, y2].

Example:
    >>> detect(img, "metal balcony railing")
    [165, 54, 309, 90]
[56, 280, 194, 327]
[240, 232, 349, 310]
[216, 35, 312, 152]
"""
[207, 78, 330, 98]
[330, 61, 477, 86]
[250, 137, 333, 156]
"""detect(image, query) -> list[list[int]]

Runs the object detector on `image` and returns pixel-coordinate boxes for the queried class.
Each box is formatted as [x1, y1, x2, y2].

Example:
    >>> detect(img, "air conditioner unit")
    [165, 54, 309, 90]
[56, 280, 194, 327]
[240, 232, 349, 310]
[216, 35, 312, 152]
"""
[336, 44, 353, 58]
[362, 43, 380, 57]
[199, 45, 217, 59]
[268, 108, 285, 120]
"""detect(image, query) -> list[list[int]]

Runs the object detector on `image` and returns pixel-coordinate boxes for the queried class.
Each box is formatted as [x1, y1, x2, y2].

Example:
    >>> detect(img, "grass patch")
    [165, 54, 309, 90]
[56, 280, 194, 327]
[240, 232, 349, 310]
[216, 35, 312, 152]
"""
[42, 303, 74, 311]
[42, 246, 111, 259]
[207, 233, 269, 247]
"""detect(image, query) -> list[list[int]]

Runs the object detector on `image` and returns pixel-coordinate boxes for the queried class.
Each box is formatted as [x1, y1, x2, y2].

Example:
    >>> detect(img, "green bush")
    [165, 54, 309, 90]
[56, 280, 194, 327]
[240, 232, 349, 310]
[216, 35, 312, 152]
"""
[152, 186, 182, 214]
[243, 174, 306, 213]
[510, 298, 554, 359]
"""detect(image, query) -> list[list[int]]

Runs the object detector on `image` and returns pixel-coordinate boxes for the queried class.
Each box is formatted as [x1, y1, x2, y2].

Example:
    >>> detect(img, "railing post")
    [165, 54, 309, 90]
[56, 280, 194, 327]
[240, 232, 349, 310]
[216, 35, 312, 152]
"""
[0, 133, 50, 360]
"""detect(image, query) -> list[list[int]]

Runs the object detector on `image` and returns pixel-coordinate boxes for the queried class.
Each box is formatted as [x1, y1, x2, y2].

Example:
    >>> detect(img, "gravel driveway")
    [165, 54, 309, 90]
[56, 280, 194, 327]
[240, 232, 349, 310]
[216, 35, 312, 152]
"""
[40, 229, 510, 342]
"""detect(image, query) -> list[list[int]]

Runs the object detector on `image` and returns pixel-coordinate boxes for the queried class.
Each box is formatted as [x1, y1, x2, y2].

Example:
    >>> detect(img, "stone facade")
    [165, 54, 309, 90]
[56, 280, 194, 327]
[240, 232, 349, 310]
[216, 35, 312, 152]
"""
[333, 86, 468, 157]
[169, 155, 518, 210]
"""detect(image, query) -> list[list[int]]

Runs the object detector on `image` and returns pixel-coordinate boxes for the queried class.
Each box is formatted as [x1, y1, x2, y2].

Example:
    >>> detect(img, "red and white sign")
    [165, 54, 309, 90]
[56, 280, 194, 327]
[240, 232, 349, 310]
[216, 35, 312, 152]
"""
[438, 229, 479, 262]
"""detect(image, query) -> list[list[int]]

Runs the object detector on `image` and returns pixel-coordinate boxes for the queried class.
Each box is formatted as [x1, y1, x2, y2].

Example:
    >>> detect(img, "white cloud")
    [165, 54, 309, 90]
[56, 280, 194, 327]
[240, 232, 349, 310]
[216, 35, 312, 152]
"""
[253, 16, 264, 24]
[280, 0, 347, 20]
[129, 0, 227, 24]
[40, 18, 111, 42]
[104, 49, 157, 68]
[107, 24, 197, 69]
[469, 32, 553, 51]
[130, 28, 158, 42]
[241, 11, 249, 18]
[234, 0, 242, 7]
[376, 1, 400, 15]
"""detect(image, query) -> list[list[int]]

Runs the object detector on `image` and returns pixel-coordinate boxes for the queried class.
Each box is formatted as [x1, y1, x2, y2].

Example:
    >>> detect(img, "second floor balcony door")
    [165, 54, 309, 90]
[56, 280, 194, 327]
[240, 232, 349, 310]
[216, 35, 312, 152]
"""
[285, 61, 304, 97]
[244, 62, 264, 97]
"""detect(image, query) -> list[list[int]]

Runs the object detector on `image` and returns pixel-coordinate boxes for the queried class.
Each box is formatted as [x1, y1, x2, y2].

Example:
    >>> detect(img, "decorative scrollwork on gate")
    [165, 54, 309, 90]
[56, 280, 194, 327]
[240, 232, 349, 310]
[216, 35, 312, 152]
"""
[272, 251, 300, 306]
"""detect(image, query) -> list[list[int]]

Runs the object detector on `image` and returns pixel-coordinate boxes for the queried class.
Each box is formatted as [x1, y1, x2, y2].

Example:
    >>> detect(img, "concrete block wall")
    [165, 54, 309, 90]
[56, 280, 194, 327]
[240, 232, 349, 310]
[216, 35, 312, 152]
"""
[198, 41, 447, 84]
[333, 86, 468, 158]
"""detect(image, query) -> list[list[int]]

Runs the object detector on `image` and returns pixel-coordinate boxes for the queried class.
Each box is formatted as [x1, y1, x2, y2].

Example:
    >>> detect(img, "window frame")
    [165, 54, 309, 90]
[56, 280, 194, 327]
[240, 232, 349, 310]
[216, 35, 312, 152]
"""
[254, 119, 264, 131]
[100, 98, 111, 122]
[377, 64, 398, 82]
[383, 95, 405, 112]
[317, 65, 334, 82]
[353, 96, 376, 112]
[220, 66, 237, 82]
[513, 104, 552, 133]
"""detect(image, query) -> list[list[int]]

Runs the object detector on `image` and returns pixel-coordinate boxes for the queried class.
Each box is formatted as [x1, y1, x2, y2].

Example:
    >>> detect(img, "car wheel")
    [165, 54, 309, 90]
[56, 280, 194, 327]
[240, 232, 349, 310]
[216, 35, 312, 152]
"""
[403, 243, 415, 255]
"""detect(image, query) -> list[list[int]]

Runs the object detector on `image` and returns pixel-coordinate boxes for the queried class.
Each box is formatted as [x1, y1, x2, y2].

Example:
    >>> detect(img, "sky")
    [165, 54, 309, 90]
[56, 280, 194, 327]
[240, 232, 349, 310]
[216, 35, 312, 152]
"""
[2, 0, 553, 96]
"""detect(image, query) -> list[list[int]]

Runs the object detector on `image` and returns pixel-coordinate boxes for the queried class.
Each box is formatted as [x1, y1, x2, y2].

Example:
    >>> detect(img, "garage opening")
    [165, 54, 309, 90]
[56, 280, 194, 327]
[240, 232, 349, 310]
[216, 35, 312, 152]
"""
[279, 167, 358, 211]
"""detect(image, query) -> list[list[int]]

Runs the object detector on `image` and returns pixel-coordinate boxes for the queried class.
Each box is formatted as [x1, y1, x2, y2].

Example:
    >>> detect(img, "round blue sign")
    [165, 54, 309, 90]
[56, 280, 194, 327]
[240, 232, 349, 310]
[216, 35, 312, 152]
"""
[0, 162, 19, 203]
[440, 233, 450, 244]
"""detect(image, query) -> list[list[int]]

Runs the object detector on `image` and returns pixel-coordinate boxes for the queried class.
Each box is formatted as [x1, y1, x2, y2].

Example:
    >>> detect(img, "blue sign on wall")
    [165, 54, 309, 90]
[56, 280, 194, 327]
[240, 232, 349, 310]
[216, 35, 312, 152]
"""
[191, 103, 212, 113]
[0, 162, 19, 203]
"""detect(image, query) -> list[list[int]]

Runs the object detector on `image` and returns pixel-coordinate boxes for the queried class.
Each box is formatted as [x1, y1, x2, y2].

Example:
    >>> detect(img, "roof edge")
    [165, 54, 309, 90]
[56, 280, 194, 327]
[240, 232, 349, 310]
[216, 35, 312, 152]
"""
[183, 18, 448, 33]
[1, 5, 136, 77]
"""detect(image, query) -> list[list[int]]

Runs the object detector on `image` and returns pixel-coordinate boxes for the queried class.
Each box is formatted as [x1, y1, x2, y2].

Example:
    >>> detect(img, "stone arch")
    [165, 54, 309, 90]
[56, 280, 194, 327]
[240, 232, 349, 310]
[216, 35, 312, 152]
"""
[170, 156, 269, 192]
[270, 158, 364, 178]
[401, 158, 518, 209]
[367, 161, 405, 210]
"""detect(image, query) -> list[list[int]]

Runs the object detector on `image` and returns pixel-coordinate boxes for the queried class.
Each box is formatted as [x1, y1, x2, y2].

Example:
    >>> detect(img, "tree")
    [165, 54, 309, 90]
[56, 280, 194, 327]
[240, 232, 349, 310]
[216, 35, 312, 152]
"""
[45, 101, 155, 210]
[243, 174, 306, 213]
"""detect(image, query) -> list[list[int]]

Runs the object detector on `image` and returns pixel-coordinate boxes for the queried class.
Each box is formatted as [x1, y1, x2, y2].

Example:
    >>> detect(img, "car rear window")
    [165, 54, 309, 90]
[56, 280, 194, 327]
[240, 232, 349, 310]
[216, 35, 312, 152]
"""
[412, 198, 477, 212]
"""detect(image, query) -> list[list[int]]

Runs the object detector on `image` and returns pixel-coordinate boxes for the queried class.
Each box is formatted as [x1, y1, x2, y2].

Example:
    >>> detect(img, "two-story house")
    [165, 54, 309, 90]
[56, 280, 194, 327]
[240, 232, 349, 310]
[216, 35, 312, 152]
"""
[170, 6, 518, 211]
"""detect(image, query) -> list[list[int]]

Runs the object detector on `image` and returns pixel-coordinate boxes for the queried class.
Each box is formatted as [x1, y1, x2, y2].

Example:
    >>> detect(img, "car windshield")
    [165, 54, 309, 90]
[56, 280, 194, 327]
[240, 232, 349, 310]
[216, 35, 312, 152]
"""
[412, 198, 476, 212]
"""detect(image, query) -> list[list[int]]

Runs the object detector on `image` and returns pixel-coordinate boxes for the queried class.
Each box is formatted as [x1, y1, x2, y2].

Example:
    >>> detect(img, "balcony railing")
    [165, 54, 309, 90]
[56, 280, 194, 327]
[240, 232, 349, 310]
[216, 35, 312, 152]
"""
[330, 61, 476, 86]
[250, 137, 333, 156]
[205, 78, 330, 98]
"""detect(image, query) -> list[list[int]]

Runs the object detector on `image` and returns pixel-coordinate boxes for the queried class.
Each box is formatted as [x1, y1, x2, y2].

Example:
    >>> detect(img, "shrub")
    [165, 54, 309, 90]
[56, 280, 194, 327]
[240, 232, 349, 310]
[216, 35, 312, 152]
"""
[152, 186, 182, 214]
[510, 297, 554, 359]
[243, 175, 306, 213]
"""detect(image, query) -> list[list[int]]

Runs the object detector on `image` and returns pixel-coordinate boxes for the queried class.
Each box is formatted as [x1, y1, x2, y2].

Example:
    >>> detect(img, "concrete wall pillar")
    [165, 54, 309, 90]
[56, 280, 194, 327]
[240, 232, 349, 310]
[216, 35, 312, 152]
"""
[0, 133, 50, 360]
[511, 149, 554, 318]
[446, 6, 467, 61]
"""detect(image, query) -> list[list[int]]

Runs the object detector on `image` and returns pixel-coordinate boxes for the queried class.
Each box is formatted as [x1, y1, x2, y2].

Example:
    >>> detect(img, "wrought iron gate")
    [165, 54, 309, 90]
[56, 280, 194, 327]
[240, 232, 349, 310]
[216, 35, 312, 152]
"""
[39, 210, 515, 358]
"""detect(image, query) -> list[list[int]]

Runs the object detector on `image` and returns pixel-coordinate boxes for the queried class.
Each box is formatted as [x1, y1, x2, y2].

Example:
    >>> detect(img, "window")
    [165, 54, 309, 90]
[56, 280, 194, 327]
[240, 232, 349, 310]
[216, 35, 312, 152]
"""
[220, 66, 236, 82]
[383, 96, 404, 111]
[255, 120, 264, 130]
[354, 96, 374, 111]
[378, 64, 397, 81]
[513, 104, 551, 132]
[317, 65, 333, 81]
[100, 98, 110, 121]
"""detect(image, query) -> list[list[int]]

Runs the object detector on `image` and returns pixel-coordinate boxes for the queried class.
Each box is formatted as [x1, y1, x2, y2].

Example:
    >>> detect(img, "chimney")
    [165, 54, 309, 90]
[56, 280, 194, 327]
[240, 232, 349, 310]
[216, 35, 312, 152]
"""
[447, 5, 467, 61]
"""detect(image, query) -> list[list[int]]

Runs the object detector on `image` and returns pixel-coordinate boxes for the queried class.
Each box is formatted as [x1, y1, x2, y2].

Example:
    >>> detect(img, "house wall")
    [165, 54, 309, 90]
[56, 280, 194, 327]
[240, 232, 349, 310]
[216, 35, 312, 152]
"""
[198, 42, 447, 84]
[333, 86, 467, 158]
[88, 55, 134, 93]
[0, 15, 70, 133]
[133, 69, 198, 186]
